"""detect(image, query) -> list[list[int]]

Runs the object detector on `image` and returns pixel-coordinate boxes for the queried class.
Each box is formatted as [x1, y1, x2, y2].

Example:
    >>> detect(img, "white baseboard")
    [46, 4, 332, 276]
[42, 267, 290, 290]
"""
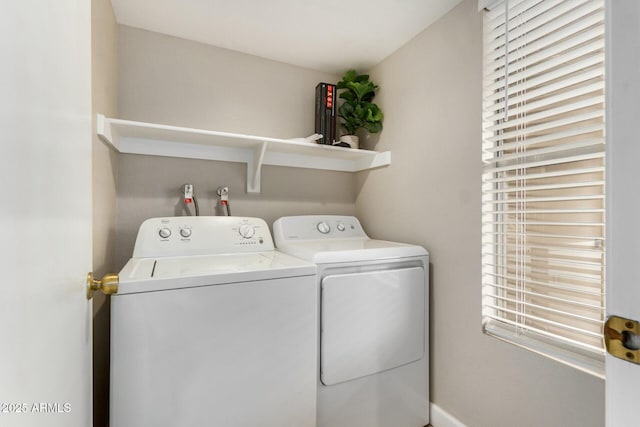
[430, 403, 467, 427]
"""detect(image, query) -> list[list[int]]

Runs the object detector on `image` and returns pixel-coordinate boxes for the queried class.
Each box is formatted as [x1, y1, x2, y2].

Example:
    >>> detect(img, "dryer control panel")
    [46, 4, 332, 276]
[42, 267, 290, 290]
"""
[132, 216, 274, 258]
[273, 215, 368, 241]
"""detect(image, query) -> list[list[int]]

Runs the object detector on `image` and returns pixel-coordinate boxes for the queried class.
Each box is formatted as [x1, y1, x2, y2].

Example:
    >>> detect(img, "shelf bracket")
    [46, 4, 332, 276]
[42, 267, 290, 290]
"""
[247, 141, 268, 194]
[96, 113, 118, 150]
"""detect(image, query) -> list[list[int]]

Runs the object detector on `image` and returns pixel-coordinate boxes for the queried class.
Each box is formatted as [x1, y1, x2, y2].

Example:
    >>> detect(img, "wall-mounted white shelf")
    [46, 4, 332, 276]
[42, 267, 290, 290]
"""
[97, 114, 390, 194]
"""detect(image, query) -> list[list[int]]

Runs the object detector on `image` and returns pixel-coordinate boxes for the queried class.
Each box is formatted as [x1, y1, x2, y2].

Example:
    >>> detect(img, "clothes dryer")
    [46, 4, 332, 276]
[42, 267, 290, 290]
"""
[273, 215, 429, 427]
[111, 216, 317, 427]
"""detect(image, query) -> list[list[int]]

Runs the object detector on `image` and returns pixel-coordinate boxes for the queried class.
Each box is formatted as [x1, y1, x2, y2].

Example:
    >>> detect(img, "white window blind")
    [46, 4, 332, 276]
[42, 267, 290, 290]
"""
[481, 0, 605, 377]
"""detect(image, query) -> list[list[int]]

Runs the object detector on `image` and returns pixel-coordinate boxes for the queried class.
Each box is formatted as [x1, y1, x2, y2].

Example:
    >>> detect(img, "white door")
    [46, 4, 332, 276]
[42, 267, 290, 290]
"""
[0, 2, 93, 427]
[605, 1, 640, 426]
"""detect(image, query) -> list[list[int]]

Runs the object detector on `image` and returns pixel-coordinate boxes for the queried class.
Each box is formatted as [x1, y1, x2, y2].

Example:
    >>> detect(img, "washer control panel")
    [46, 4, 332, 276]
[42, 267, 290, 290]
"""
[132, 216, 273, 258]
[273, 215, 368, 241]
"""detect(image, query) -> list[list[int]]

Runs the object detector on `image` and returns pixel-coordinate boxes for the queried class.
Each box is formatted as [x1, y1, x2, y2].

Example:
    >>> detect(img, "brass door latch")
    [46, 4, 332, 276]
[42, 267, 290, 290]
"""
[604, 315, 640, 364]
[86, 272, 119, 300]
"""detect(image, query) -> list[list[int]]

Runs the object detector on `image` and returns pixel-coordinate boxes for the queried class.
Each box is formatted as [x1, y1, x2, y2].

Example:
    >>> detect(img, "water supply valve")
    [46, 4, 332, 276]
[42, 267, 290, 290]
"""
[182, 184, 200, 216]
[184, 184, 194, 204]
[217, 186, 230, 216]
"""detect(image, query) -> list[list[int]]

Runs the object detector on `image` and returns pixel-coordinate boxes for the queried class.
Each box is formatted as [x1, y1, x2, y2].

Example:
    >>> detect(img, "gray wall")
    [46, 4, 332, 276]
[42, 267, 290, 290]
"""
[354, 1, 605, 426]
[116, 26, 354, 269]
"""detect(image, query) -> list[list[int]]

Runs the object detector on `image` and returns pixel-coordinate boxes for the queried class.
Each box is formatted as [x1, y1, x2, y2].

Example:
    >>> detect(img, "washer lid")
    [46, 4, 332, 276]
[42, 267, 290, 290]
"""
[276, 238, 428, 264]
[117, 252, 316, 295]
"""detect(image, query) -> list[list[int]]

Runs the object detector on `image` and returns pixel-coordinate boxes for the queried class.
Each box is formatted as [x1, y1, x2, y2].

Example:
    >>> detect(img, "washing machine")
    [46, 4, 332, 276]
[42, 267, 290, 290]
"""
[111, 216, 317, 427]
[273, 215, 429, 427]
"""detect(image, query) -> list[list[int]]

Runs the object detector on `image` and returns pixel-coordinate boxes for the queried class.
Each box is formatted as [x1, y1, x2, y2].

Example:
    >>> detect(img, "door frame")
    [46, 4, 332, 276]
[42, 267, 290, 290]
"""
[604, 1, 640, 425]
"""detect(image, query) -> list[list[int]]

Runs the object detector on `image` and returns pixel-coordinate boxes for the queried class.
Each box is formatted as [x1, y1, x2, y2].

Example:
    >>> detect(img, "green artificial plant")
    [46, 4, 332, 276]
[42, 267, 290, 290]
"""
[336, 69, 384, 135]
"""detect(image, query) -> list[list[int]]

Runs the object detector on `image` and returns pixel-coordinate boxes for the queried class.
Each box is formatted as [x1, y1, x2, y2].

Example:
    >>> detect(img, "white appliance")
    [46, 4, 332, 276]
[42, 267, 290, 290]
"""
[111, 216, 317, 427]
[273, 215, 430, 427]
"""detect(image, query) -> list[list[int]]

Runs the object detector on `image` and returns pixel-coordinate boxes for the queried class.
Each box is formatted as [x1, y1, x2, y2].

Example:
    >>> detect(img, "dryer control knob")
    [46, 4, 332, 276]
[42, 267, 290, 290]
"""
[238, 224, 255, 239]
[336, 223, 346, 232]
[317, 222, 330, 234]
[158, 227, 171, 239]
[180, 227, 192, 238]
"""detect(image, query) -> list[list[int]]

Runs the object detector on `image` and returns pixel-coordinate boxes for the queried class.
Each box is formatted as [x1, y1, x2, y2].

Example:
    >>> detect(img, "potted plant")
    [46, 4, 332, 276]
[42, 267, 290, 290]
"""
[336, 69, 383, 149]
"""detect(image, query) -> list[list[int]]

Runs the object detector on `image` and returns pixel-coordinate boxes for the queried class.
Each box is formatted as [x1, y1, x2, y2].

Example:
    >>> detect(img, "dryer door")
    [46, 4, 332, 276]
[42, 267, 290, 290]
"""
[320, 266, 425, 386]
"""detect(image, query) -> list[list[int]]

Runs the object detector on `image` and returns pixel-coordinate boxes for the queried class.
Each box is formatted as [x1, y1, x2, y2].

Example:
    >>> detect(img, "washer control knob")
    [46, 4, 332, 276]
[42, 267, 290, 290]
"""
[238, 224, 255, 239]
[158, 227, 171, 239]
[180, 227, 192, 238]
[317, 222, 330, 234]
[336, 223, 346, 232]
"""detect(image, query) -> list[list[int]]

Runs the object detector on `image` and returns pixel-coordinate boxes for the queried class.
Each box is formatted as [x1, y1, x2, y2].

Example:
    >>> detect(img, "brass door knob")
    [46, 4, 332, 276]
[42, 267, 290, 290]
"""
[86, 272, 119, 300]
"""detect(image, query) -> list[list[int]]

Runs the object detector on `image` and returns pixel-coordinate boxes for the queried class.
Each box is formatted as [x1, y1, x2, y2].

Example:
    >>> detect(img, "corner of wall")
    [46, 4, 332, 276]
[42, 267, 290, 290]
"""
[92, 0, 118, 277]
[91, 1, 118, 426]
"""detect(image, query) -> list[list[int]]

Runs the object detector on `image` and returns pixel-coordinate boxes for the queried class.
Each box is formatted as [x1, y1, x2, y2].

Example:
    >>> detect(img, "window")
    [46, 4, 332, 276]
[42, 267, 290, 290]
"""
[480, 0, 605, 377]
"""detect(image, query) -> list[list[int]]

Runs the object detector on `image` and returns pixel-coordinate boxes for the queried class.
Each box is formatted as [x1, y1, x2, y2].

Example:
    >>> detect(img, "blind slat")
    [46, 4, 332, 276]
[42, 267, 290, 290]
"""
[484, 66, 604, 112]
[487, 0, 583, 31]
[485, 32, 604, 85]
[482, 194, 604, 204]
[487, 242, 604, 254]
[482, 253, 603, 270]
[484, 264, 603, 280]
[486, 0, 531, 25]
[484, 110, 604, 144]
[486, 2, 604, 67]
[483, 139, 604, 165]
[486, 81, 604, 126]
[486, 221, 604, 226]
[482, 231, 605, 241]
[487, 96, 604, 133]
[483, 272, 603, 295]
[482, 240, 604, 253]
[483, 282, 604, 309]
[486, 276, 602, 297]
[482, 246, 604, 259]
[485, 299, 603, 328]
[483, 126, 603, 154]
[485, 264, 603, 284]
[483, 243, 603, 257]
[487, 0, 590, 42]
[483, 208, 605, 214]
[485, 180, 604, 193]
[485, 53, 605, 100]
[484, 166, 604, 182]
[482, 151, 605, 174]
[483, 316, 604, 354]
[484, 305, 602, 338]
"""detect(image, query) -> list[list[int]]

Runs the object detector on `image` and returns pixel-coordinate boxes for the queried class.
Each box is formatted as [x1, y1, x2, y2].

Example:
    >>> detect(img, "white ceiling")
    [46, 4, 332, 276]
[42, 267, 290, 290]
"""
[110, 0, 464, 75]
